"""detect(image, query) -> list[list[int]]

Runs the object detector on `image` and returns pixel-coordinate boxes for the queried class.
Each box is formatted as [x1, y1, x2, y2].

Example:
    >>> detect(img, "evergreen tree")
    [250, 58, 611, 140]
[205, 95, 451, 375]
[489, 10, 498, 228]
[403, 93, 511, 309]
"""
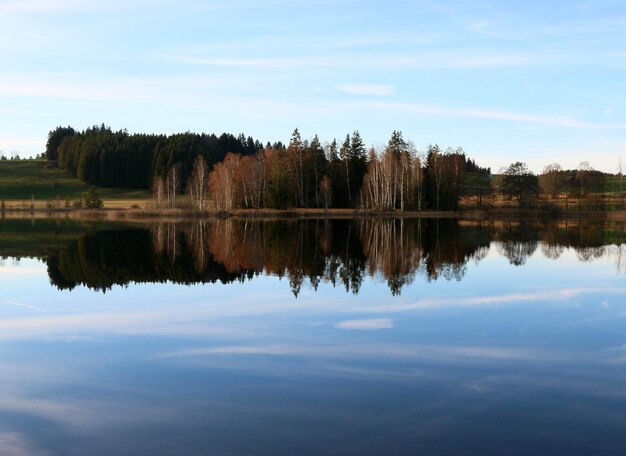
[350, 130, 368, 205]
[338, 134, 352, 207]
[46, 126, 76, 161]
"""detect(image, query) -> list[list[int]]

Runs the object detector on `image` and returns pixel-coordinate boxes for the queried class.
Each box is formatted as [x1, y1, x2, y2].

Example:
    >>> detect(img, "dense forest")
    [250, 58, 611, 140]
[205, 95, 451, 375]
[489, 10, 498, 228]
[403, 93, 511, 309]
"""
[46, 125, 491, 211]
[46, 125, 264, 190]
[45, 125, 620, 211]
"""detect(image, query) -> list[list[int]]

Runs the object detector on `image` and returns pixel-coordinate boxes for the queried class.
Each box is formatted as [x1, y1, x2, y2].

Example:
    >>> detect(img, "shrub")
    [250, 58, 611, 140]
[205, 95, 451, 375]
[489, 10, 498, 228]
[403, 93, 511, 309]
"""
[83, 187, 103, 209]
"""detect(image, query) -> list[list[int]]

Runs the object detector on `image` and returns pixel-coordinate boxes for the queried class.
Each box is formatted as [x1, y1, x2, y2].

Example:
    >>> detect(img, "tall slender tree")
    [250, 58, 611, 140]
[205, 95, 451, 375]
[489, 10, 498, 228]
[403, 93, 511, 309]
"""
[187, 155, 210, 210]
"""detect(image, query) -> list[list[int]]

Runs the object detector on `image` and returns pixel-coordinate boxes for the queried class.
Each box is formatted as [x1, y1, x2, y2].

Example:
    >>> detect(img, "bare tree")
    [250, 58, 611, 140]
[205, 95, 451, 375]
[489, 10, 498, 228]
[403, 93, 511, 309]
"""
[240, 152, 266, 209]
[152, 175, 165, 208]
[361, 140, 424, 212]
[166, 164, 181, 208]
[361, 146, 393, 211]
[542, 162, 563, 199]
[186, 155, 209, 210]
[209, 153, 240, 211]
[408, 147, 424, 210]
[319, 174, 332, 211]
[339, 135, 352, 206]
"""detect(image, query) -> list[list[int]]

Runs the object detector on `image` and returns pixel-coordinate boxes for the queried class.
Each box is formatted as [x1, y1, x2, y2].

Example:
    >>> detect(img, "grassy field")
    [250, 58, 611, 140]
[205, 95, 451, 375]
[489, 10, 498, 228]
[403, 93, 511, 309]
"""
[0, 160, 150, 204]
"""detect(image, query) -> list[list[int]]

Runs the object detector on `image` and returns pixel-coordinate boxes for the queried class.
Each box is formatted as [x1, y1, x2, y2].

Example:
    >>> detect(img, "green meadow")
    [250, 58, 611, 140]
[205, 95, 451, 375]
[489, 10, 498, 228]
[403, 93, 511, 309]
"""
[0, 160, 150, 201]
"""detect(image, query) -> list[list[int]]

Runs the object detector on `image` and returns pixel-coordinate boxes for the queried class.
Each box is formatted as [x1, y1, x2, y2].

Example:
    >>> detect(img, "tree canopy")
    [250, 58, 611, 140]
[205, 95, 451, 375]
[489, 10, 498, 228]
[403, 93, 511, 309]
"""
[500, 161, 540, 207]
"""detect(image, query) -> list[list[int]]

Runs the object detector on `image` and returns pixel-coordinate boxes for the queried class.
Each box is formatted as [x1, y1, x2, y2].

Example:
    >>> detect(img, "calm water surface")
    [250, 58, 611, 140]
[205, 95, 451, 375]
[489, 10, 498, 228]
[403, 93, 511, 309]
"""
[1, 218, 626, 455]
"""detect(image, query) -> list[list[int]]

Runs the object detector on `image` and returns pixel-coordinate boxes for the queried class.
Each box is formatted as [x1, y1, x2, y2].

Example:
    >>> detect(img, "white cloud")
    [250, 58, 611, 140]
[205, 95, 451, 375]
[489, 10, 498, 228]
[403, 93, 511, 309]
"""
[0, 72, 286, 107]
[336, 84, 395, 96]
[0, 76, 149, 102]
[3, 300, 47, 313]
[164, 342, 549, 362]
[0, 310, 241, 339]
[163, 52, 555, 70]
[335, 318, 394, 330]
[0, 103, 41, 114]
[363, 101, 626, 130]
[357, 287, 626, 313]
[0, 0, 174, 15]
[167, 345, 297, 357]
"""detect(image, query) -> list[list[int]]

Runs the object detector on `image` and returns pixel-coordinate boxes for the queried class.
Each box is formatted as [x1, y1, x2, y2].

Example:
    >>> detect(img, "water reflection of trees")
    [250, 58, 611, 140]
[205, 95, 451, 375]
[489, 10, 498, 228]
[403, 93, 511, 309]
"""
[495, 222, 539, 266]
[43, 219, 626, 294]
[45, 219, 486, 295]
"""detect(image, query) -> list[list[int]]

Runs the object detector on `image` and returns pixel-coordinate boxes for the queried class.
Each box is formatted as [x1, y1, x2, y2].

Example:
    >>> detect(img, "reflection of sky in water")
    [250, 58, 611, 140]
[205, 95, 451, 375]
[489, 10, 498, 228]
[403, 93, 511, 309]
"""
[1, 245, 626, 455]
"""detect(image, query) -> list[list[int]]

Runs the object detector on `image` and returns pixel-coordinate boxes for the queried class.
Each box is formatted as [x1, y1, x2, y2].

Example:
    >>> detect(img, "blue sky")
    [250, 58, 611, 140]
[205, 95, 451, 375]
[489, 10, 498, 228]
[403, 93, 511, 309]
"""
[1, 0, 625, 172]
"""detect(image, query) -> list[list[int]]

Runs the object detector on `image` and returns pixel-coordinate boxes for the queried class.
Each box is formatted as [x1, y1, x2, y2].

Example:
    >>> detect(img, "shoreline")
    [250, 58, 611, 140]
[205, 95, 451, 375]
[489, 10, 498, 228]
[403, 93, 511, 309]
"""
[2, 206, 626, 223]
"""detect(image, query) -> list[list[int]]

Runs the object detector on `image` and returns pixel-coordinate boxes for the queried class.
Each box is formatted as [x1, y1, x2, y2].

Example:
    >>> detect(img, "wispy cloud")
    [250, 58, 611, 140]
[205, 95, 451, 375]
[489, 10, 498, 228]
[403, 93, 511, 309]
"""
[358, 287, 626, 313]
[328, 32, 437, 49]
[0, 394, 172, 431]
[0, 0, 75, 15]
[0, 310, 248, 340]
[3, 300, 47, 313]
[164, 342, 551, 362]
[337, 84, 395, 96]
[0, 103, 41, 114]
[196, 342, 626, 371]
[0, 0, 174, 15]
[0, 73, 279, 105]
[335, 318, 394, 330]
[364, 101, 626, 129]
[166, 345, 297, 357]
[162, 51, 557, 70]
[0, 76, 149, 102]
[480, 16, 626, 40]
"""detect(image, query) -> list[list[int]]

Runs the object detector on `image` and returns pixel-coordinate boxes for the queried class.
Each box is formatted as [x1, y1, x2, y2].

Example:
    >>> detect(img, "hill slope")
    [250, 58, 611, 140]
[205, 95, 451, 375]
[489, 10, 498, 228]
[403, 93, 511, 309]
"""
[0, 160, 150, 201]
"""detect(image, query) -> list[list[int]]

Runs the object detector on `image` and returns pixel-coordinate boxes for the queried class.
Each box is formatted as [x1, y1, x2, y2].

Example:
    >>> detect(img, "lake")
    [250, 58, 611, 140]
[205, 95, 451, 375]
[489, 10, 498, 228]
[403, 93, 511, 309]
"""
[1, 217, 626, 455]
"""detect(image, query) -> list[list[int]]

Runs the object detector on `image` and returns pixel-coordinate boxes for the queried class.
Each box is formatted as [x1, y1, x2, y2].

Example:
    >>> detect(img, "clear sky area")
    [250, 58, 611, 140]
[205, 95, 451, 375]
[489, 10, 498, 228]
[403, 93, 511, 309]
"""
[1, 0, 625, 173]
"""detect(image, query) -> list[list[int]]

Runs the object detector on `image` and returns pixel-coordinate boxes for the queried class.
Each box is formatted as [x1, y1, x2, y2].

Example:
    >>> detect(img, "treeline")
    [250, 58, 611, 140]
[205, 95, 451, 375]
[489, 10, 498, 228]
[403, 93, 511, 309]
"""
[49, 124, 265, 189]
[538, 162, 613, 209]
[47, 125, 490, 210]
[0, 153, 46, 160]
[49, 124, 621, 211]
[487, 160, 618, 210]
[172, 130, 490, 211]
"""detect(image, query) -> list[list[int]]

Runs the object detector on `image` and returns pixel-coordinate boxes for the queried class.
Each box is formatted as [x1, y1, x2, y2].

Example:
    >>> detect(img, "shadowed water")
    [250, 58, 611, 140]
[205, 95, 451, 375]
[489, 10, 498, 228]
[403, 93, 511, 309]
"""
[1, 217, 626, 455]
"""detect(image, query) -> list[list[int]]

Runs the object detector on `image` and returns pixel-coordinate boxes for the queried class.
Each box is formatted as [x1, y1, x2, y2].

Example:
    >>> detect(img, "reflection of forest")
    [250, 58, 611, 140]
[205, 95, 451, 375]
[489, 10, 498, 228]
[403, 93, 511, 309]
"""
[39, 219, 626, 295]
[491, 220, 626, 265]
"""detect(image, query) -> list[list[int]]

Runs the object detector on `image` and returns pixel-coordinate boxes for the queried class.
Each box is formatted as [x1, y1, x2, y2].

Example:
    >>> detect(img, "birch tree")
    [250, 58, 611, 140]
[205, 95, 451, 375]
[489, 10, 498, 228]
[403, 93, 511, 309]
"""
[152, 175, 165, 207]
[166, 164, 181, 208]
[186, 155, 209, 210]
[320, 175, 332, 211]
